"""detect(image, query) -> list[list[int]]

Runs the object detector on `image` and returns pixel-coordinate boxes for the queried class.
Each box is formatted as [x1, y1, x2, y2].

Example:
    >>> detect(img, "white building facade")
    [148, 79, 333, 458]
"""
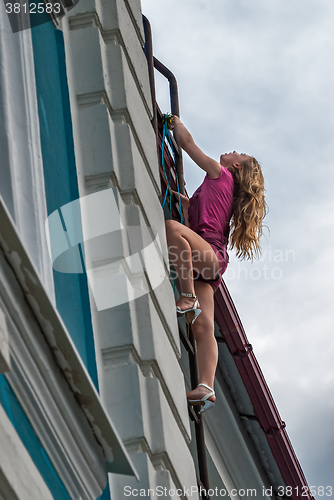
[0, 1, 312, 499]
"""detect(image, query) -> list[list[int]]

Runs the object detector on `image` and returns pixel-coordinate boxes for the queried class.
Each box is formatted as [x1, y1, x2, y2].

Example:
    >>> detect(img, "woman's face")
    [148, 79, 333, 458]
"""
[220, 151, 250, 168]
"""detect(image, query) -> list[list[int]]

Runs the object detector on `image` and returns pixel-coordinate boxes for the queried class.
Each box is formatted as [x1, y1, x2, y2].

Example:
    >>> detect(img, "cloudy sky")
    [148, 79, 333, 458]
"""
[141, 0, 334, 493]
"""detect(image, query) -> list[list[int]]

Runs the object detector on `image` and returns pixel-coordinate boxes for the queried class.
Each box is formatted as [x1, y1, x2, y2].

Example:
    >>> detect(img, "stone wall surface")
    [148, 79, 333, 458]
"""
[61, 0, 199, 497]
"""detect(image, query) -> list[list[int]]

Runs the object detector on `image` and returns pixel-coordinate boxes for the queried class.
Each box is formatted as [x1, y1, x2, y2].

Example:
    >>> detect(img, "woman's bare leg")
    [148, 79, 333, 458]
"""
[165, 220, 220, 311]
[186, 281, 217, 403]
[165, 220, 219, 402]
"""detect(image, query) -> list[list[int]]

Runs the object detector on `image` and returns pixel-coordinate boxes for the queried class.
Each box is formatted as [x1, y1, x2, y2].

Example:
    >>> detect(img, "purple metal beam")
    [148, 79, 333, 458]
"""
[214, 282, 313, 500]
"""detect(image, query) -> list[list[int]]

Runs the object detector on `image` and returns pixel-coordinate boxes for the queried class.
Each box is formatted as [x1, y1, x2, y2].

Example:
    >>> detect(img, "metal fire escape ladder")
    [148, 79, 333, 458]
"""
[143, 15, 211, 500]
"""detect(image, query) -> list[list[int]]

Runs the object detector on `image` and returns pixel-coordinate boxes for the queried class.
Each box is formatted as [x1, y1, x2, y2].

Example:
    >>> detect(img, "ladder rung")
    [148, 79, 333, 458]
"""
[188, 402, 201, 425]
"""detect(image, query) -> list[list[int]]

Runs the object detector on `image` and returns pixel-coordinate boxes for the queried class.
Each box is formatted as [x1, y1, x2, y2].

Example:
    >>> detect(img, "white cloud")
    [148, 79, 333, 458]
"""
[142, 0, 334, 490]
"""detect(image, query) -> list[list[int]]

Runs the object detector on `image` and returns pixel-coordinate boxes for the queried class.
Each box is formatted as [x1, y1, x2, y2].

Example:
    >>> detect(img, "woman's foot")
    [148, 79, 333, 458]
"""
[186, 385, 216, 404]
[176, 295, 199, 313]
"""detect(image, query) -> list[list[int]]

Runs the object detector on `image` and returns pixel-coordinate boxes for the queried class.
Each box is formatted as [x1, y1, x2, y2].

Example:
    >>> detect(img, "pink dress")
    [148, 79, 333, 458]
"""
[188, 166, 234, 290]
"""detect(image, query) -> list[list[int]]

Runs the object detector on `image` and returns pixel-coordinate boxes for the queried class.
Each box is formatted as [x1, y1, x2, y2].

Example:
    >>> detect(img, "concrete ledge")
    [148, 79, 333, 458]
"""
[0, 194, 138, 480]
[101, 362, 198, 499]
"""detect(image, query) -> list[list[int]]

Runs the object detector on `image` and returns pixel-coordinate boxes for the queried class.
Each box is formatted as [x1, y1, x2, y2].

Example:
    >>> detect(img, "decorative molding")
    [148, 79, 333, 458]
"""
[0, 307, 11, 374]
[68, 10, 95, 30]
[78, 90, 160, 197]
[124, 437, 189, 500]
[77, 89, 105, 107]
[84, 171, 115, 193]
[69, 10, 153, 121]
[102, 345, 190, 445]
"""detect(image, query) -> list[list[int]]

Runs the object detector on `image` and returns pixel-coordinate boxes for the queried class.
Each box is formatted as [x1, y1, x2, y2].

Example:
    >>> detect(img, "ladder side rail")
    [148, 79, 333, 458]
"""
[142, 19, 210, 496]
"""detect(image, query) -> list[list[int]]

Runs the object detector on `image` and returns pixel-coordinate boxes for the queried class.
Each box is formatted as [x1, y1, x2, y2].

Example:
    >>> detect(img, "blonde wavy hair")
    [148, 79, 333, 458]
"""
[227, 157, 267, 260]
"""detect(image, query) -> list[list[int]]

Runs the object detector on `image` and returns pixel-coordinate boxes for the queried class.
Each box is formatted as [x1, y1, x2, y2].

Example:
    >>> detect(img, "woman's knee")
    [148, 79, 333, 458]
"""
[165, 219, 181, 232]
[191, 313, 215, 340]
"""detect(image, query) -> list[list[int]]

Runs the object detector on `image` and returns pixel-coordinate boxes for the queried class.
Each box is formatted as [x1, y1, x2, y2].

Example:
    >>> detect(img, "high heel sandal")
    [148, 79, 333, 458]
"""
[176, 292, 202, 325]
[188, 383, 215, 415]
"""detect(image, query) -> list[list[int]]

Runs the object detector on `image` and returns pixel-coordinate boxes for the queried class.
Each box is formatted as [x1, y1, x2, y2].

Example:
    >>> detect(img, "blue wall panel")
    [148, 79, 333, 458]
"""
[30, 20, 99, 390]
[30, 19, 111, 500]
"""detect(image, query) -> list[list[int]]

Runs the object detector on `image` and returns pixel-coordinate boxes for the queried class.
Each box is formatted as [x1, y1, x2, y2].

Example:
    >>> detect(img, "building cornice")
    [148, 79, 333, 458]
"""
[0, 195, 138, 483]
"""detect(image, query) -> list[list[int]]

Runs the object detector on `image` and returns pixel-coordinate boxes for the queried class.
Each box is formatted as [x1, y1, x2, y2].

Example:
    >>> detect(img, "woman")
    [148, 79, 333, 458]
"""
[165, 115, 267, 414]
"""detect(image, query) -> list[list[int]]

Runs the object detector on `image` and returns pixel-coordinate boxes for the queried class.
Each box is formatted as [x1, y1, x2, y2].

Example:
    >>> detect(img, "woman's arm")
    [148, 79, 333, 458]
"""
[172, 116, 222, 179]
